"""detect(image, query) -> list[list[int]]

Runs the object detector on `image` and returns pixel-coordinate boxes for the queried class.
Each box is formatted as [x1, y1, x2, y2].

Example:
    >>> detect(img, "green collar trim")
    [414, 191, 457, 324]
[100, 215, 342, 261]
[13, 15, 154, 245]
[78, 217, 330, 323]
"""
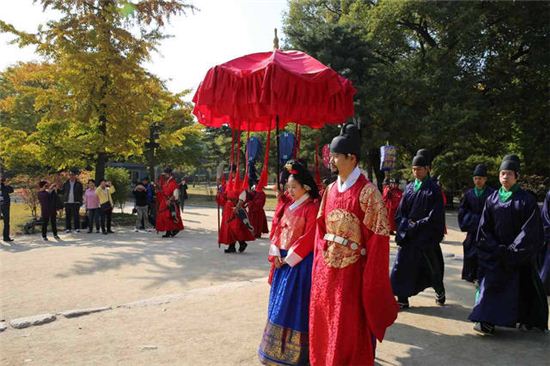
[498, 184, 519, 203]
[474, 186, 486, 198]
[413, 175, 429, 193]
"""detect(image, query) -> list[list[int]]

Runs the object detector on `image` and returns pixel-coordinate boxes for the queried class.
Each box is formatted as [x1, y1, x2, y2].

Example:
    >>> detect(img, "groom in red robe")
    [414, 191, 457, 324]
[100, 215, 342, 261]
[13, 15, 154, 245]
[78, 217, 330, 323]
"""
[309, 123, 398, 366]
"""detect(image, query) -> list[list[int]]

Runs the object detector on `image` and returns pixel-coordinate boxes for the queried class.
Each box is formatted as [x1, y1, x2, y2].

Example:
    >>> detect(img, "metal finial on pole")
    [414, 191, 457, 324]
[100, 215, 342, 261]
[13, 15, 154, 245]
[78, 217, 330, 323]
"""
[273, 28, 279, 50]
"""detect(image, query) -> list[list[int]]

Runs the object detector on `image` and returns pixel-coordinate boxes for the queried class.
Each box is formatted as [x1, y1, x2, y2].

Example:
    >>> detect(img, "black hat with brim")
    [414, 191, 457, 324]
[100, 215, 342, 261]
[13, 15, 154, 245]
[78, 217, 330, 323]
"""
[330, 123, 361, 159]
[412, 155, 428, 167]
[416, 148, 432, 164]
[473, 164, 487, 177]
[499, 155, 520, 173]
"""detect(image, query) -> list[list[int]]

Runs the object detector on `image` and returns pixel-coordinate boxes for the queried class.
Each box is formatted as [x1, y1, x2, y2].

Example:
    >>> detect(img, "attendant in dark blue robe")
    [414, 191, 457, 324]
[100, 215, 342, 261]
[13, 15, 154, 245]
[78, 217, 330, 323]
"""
[469, 155, 548, 334]
[391, 154, 446, 309]
[458, 164, 495, 283]
[539, 190, 550, 295]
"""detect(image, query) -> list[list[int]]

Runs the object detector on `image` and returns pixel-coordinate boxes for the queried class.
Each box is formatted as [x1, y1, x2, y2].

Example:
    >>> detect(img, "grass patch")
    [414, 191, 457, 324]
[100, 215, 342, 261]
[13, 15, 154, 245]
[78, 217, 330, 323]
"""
[3, 203, 137, 234]
[185, 185, 277, 210]
[4, 203, 33, 236]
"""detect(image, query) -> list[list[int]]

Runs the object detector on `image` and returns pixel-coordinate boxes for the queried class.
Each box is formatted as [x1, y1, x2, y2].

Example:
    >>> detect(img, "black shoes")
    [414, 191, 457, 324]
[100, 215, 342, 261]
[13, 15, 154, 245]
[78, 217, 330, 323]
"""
[397, 296, 409, 310]
[238, 241, 248, 253]
[224, 244, 237, 253]
[162, 230, 180, 238]
[224, 242, 247, 253]
[474, 322, 495, 335]
[3, 238, 14, 242]
[398, 301, 410, 310]
[436, 293, 446, 306]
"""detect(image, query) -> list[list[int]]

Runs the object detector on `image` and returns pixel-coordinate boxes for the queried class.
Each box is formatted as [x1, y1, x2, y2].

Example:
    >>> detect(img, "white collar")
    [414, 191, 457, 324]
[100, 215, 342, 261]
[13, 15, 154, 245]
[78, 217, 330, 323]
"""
[337, 167, 361, 193]
[289, 193, 309, 211]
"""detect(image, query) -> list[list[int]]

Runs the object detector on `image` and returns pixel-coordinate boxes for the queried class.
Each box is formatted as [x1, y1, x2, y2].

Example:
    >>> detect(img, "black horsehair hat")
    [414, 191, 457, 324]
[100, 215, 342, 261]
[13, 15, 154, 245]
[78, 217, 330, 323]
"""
[412, 155, 428, 167]
[473, 164, 487, 177]
[330, 122, 361, 159]
[416, 148, 432, 164]
[499, 154, 520, 173]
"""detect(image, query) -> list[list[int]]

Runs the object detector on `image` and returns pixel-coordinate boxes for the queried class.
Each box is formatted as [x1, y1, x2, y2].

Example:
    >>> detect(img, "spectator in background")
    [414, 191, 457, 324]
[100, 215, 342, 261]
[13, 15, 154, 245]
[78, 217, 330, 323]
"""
[60, 170, 84, 233]
[96, 180, 115, 235]
[142, 177, 156, 228]
[1, 176, 15, 242]
[179, 178, 188, 213]
[133, 183, 150, 232]
[84, 179, 100, 233]
[382, 178, 403, 235]
[38, 180, 59, 241]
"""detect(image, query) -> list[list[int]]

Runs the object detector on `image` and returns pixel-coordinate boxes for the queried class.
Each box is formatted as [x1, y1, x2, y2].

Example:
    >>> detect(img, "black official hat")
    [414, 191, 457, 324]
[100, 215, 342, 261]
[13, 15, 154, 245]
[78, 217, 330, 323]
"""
[416, 148, 432, 165]
[330, 122, 361, 159]
[473, 164, 487, 177]
[499, 154, 520, 173]
[412, 155, 428, 167]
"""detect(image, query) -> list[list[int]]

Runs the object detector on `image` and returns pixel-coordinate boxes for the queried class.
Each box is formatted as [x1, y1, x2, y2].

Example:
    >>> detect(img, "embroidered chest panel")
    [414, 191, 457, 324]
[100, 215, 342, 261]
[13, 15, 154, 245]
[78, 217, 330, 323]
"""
[321, 179, 389, 269]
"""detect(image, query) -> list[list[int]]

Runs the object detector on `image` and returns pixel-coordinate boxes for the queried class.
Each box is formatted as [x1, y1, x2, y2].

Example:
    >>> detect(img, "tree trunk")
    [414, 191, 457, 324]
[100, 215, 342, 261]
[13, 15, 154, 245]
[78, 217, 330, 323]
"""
[95, 152, 107, 182]
[368, 148, 385, 191]
[147, 149, 155, 181]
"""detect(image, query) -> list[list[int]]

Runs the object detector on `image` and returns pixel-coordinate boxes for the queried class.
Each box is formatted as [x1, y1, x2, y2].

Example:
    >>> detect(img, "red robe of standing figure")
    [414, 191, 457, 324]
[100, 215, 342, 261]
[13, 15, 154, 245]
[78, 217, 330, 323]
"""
[309, 173, 398, 366]
[155, 175, 184, 232]
[382, 183, 403, 232]
[248, 189, 269, 238]
[216, 187, 255, 245]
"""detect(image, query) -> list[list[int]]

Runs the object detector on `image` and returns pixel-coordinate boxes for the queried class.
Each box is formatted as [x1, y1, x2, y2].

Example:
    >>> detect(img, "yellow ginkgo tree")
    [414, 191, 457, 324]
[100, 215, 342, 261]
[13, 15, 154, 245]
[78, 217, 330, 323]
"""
[0, 0, 195, 180]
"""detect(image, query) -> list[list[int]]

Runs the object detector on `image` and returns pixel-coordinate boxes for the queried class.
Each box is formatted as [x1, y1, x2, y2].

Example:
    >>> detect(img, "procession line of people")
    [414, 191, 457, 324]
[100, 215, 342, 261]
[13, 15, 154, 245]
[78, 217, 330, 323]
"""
[256, 124, 548, 366]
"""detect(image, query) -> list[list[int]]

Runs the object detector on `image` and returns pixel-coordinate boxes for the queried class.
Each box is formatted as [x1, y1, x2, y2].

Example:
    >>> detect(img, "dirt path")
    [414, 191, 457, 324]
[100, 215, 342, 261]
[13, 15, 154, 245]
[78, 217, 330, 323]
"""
[1, 207, 548, 365]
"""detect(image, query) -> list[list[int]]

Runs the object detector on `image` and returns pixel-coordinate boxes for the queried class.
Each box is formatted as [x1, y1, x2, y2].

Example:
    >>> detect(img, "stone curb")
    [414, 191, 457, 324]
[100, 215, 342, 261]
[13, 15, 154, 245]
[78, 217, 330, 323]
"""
[59, 306, 112, 318]
[9, 314, 56, 329]
[2, 278, 267, 332]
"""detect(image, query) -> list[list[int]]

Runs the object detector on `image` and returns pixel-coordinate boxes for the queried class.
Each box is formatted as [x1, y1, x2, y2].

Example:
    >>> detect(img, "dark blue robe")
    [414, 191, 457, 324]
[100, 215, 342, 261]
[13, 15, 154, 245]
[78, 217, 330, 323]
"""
[458, 186, 495, 282]
[469, 188, 548, 329]
[539, 190, 550, 294]
[391, 177, 446, 298]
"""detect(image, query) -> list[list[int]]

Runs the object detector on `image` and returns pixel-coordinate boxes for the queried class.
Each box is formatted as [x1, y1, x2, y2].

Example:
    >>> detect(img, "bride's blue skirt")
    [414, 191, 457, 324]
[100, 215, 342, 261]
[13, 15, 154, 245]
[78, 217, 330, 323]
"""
[258, 250, 313, 365]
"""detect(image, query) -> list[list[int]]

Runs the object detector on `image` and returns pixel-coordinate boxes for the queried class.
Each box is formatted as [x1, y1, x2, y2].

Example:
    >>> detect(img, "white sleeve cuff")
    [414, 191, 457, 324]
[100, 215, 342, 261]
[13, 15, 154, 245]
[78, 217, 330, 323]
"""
[284, 248, 303, 267]
[268, 244, 281, 257]
[239, 190, 247, 201]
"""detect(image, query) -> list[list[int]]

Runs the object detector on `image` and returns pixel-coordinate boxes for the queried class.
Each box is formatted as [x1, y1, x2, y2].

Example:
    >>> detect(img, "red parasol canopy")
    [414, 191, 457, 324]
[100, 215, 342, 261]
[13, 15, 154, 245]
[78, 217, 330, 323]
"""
[192, 49, 356, 131]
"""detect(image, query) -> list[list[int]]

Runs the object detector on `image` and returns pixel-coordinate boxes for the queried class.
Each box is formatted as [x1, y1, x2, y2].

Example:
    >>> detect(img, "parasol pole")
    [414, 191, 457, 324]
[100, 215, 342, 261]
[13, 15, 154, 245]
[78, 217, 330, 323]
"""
[276, 115, 280, 191]
[273, 28, 281, 191]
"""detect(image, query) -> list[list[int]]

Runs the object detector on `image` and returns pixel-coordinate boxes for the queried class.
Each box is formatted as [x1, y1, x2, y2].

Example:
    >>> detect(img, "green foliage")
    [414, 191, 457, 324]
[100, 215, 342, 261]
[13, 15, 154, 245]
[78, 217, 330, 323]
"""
[283, 0, 550, 189]
[105, 167, 131, 210]
[520, 175, 550, 201]
[0, 0, 195, 179]
[154, 96, 205, 172]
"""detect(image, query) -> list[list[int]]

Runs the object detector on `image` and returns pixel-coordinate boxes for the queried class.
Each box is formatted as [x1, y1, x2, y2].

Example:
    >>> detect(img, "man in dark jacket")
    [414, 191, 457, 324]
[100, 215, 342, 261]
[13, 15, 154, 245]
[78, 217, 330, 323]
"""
[391, 154, 446, 309]
[458, 164, 495, 283]
[1, 176, 15, 242]
[60, 170, 84, 233]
